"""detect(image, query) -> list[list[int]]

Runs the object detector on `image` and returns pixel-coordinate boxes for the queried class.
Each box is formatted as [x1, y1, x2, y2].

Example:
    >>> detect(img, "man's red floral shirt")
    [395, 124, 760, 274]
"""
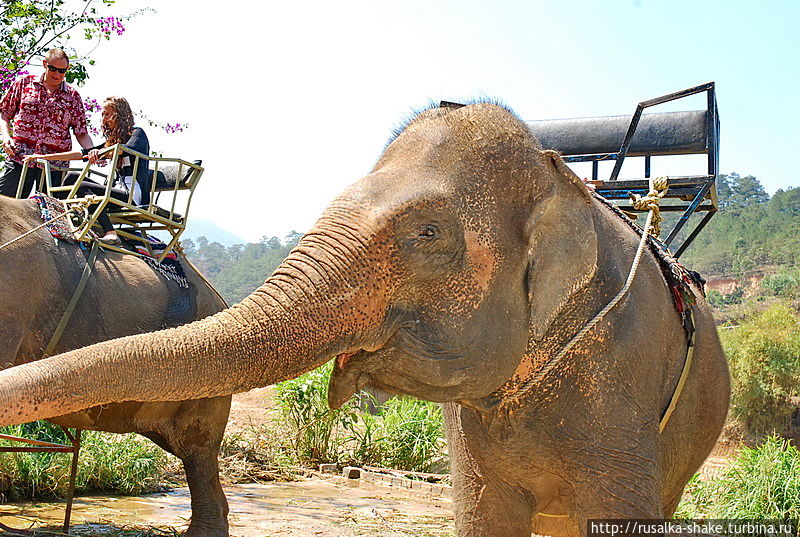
[0, 75, 88, 168]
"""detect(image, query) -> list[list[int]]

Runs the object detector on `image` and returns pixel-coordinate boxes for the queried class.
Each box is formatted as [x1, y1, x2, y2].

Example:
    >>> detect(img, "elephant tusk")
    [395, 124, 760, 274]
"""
[336, 351, 357, 369]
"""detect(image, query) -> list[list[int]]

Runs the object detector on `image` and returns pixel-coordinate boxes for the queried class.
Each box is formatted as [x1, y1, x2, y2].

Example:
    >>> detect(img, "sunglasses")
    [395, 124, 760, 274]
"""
[46, 63, 68, 74]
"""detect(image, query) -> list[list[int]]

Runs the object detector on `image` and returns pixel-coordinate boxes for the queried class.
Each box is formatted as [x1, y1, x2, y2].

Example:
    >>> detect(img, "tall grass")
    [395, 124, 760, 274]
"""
[348, 396, 446, 472]
[274, 361, 355, 464]
[274, 362, 447, 472]
[0, 421, 166, 501]
[677, 436, 800, 520]
[720, 303, 800, 436]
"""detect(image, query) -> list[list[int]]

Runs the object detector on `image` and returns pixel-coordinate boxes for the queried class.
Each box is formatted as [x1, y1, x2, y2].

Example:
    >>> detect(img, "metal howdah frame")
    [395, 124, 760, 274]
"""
[558, 82, 720, 258]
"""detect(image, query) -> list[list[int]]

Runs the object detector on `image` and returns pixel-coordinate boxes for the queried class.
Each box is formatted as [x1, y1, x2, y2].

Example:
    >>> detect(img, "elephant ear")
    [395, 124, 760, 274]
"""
[526, 150, 598, 340]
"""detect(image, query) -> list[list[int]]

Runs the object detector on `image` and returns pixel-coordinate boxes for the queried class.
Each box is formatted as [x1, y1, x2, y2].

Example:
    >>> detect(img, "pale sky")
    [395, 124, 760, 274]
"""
[67, 0, 799, 242]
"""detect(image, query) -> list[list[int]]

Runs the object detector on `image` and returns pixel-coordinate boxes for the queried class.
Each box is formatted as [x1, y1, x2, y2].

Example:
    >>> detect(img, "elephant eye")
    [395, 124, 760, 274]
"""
[418, 224, 437, 239]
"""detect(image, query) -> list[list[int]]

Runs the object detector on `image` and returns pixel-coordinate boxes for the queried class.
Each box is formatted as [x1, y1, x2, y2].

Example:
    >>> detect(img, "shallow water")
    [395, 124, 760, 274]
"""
[0, 476, 453, 536]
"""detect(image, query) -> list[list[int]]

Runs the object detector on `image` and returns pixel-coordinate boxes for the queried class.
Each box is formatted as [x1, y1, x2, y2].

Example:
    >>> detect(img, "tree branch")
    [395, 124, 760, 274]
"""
[18, 0, 95, 66]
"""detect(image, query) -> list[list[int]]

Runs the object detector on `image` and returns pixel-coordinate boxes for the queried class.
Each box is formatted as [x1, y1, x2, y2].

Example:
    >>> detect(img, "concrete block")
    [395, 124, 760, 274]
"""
[318, 463, 338, 474]
[342, 466, 361, 479]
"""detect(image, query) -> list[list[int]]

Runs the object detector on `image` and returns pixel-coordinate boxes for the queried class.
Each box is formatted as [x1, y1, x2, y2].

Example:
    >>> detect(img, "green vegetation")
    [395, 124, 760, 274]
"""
[181, 232, 302, 304]
[347, 396, 446, 472]
[677, 436, 800, 521]
[707, 287, 745, 307]
[274, 362, 447, 473]
[761, 265, 800, 298]
[720, 303, 800, 437]
[274, 361, 354, 464]
[0, 421, 165, 501]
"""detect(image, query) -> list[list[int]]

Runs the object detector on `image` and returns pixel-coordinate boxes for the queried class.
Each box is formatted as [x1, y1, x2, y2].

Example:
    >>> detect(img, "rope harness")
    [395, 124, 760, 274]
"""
[42, 240, 100, 357]
[499, 177, 697, 433]
[522, 176, 698, 520]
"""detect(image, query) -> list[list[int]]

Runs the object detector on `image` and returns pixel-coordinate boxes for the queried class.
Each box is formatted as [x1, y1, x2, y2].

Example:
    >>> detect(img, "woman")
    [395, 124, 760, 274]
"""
[23, 96, 150, 244]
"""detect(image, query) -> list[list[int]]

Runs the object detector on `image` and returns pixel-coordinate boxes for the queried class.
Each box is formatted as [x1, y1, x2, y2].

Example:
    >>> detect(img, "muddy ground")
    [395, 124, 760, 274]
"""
[1, 388, 455, 537]
[0, 387, 736, 536]
[0, 477, 454, 537]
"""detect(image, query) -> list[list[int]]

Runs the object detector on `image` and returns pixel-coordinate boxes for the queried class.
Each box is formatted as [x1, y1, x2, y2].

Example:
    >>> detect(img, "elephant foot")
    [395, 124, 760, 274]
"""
[182, 520, 229, 537]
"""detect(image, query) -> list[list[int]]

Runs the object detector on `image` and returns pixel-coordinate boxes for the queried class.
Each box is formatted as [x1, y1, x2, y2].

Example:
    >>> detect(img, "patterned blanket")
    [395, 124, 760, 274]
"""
[125, 233, 188, 288]
[31, 192, 78, 242]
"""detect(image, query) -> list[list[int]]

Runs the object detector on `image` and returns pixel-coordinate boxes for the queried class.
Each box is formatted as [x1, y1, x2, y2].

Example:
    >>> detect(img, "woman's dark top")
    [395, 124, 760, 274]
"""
[81, 127, 151, 205]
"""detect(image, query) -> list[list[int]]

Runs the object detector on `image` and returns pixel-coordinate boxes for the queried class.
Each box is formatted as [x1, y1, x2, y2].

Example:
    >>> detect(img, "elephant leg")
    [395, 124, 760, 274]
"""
[0, 323, 25, 369]
[444, 403, 535, 537]
[451, 475, 535, 537]
[661, 488, 683, 519]
[571, 473, 664, 537]
[141, 396, 231, 537]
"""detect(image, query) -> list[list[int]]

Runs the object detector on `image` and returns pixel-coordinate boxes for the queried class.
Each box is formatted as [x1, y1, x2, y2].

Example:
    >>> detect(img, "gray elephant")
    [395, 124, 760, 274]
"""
[0, 103, 730, 537]
[0, 195, 231, 536]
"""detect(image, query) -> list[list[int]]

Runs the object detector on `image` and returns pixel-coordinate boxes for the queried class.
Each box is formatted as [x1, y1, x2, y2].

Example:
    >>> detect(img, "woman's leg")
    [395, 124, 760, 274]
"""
[65, 179, 129, 240]
[73, 181, 116, 235]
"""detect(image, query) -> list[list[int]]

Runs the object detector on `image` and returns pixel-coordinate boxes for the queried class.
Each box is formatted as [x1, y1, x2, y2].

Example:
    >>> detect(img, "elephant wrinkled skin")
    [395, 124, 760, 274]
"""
[0, 103, 730, 537]
[0, 195, 231, 537]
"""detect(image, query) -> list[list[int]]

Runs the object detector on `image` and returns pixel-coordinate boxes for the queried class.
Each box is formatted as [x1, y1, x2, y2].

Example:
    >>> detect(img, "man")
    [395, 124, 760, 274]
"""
[0, 48, 94, 197]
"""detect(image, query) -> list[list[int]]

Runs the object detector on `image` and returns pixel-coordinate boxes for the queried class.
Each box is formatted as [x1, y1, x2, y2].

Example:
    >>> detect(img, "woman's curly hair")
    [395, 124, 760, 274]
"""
[101, 96, 135, 146]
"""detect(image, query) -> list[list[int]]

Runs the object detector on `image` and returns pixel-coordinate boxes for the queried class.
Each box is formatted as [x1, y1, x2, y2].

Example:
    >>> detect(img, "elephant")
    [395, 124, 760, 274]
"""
[0, 195, 232, 537]
[0, 103, 730, 537]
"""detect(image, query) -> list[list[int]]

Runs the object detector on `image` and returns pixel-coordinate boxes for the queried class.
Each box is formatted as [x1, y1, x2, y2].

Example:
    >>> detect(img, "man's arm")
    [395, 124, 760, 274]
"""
[76, 132, 94, 149]
[0, 115, 14, 156]
[0, 78, 23, 157]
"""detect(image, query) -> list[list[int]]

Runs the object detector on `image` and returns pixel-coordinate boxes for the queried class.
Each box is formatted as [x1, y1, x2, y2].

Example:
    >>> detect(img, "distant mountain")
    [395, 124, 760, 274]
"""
[182, 219, 247, 246]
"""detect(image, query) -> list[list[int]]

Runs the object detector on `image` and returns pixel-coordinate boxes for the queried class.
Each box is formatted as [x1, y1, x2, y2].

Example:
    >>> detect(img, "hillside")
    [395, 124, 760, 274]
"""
[181, 232, 303, 305]
[182, 218, 247, 247]
[680, 174, 800, 276]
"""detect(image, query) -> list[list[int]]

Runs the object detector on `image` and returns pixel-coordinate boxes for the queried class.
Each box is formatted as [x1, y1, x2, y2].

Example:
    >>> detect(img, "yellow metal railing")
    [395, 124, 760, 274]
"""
[19, 144, 203, 262]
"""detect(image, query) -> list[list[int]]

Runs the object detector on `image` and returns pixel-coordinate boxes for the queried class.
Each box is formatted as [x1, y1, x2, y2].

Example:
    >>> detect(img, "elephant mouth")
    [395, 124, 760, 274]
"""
[328, 344, 469, 408]
[335, 351, 357, 370]
[329, 349, 377, 409]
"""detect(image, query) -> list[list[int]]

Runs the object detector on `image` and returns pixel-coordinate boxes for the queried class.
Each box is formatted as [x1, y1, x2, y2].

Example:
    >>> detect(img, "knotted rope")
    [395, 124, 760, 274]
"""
[629, 176, 668, 237]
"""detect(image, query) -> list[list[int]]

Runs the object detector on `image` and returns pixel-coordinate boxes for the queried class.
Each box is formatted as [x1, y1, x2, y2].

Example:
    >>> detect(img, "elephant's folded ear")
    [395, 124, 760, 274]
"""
[525, 151, 598, 341]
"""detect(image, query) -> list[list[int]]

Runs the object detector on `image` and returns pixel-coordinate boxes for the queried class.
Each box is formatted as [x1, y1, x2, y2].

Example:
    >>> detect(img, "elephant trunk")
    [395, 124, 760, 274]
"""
[0, 212, 392, 426]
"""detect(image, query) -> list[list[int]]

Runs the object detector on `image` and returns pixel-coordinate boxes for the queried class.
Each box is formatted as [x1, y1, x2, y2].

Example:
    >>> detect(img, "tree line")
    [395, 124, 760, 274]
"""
[180, 232, 303, 305]
[680, 173, 800, 275]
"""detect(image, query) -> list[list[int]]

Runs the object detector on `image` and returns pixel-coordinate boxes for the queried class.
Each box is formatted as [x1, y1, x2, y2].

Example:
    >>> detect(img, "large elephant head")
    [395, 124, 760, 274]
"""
[0, 103, 598, 424]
